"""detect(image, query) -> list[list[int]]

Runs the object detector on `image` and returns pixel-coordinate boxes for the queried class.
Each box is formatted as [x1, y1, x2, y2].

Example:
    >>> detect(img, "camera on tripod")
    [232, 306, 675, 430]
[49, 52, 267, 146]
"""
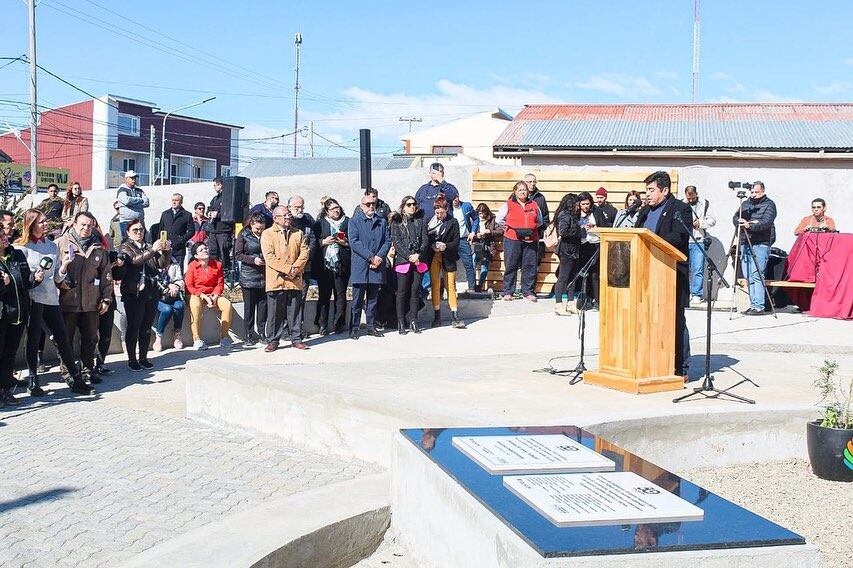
[728, 181, 753, 199]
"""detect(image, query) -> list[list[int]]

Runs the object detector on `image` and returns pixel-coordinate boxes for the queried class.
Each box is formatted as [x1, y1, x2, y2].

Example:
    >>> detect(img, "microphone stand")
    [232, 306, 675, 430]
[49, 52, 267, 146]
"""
[672, 215, 755, 404]
[560, 204, 639, 385]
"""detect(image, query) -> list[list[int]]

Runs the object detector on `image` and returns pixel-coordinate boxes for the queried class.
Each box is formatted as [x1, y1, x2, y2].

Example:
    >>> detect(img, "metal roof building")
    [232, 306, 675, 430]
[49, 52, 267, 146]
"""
[239, 156, 416, 178]
[494, 103, 853, 157]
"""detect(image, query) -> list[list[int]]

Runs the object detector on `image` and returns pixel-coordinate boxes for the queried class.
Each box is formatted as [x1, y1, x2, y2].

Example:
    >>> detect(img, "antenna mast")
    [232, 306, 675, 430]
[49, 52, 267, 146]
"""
[692, 0, 701, 103]
[293, 32, 303, 157]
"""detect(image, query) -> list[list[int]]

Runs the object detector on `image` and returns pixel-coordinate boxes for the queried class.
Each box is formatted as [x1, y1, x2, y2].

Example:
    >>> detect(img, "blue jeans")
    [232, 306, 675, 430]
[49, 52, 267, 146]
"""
[688, 242, 705, 298]
[740, 243, 770, 310]
[155, 300, 185, 335]
[457, 239, 476, 290]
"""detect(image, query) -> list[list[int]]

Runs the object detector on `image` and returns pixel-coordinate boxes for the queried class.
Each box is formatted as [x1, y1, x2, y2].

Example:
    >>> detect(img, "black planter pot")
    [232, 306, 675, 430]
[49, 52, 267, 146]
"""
[806, 421, 853, 482]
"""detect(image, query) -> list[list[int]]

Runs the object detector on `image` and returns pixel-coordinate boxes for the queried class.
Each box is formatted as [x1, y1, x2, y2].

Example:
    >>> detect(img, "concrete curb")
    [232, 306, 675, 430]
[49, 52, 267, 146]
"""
[119, 473, 390, 568]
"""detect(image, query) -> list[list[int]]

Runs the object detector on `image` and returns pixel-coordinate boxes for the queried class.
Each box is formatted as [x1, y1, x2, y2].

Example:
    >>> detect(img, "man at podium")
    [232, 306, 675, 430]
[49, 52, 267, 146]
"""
[635, 171, 693, 379]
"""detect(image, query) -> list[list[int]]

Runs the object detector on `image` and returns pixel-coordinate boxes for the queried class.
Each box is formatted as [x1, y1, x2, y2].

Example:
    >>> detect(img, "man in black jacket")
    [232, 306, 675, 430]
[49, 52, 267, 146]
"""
[207, 177, 234, 271]
[287, 195, 317, 335]
[634, 171, 692, 379]
[524, 173, 551, 274]
[731, 181, 776, 315]
[593, 187, 618, 228]
[158, 193, 195, 268]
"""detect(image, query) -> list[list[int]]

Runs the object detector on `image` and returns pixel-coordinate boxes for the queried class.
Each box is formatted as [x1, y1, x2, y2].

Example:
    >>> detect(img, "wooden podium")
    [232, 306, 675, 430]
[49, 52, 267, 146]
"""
[583, 228, 687, 394]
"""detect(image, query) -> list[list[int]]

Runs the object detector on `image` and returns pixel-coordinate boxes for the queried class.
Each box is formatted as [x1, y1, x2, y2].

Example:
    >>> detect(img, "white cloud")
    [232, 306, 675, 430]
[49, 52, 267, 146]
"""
[571, 73, 662, 97]
[711, 72, 732, 81]
[844, 58, 853, 66]
[656, 71, 679, 80]
[813, 81, 853, 95]
[725, 83, 748, 94]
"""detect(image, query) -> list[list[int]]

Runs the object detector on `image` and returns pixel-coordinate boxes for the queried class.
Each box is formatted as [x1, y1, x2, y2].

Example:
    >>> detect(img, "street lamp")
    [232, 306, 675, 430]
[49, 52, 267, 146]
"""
[158, 96, 216, 185]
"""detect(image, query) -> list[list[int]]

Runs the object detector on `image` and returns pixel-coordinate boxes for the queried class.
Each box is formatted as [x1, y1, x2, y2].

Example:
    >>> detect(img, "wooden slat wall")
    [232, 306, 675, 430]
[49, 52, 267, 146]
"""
[470, 169, 679, 292]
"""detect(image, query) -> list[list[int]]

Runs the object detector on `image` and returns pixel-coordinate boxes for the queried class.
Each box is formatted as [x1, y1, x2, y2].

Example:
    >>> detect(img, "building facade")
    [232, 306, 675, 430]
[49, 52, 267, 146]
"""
[0, 94, 241, 191]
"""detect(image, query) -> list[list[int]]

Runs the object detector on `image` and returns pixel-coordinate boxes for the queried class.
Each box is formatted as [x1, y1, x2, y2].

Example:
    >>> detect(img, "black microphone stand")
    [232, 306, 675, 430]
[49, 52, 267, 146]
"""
[558, 204, 639, 385]
[672, 216, 755, 404]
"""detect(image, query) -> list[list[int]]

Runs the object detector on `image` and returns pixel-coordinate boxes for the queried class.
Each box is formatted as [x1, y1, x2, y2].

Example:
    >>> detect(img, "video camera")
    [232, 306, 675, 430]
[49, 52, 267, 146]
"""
[728, 181, 753, 199]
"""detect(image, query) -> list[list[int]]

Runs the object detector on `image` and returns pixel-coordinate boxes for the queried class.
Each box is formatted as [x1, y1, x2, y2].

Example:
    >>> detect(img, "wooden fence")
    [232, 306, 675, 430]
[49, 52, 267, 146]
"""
[470, 169, 679, 292]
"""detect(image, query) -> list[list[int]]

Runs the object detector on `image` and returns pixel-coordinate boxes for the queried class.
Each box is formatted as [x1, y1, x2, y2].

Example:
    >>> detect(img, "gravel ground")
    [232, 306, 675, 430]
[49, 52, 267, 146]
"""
[354, 459, 852, 567]
[683, 459, 853, 568]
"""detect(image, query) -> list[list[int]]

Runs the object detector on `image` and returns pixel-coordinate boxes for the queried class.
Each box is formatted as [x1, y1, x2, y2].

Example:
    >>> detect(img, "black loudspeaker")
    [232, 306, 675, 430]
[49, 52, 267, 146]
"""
[220, 176, 250, 223]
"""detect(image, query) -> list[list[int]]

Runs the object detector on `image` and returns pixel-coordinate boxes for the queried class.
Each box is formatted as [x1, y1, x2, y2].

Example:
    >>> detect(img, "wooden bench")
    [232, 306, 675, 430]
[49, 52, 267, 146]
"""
[766, 280, 816, 289]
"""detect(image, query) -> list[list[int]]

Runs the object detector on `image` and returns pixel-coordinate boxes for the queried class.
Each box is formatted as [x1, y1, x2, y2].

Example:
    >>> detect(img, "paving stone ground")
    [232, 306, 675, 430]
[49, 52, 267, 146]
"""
[0, 397, 379, 567]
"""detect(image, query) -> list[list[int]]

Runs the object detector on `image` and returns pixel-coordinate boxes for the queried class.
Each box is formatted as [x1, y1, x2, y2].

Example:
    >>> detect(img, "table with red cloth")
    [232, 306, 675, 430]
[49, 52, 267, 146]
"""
[783, 232, 853, 320]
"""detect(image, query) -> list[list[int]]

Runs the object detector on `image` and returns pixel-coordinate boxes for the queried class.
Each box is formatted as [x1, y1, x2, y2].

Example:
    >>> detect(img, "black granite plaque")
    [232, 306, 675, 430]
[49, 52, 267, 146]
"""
[607, 242, 631, 288]
[401, 426, 805, 558]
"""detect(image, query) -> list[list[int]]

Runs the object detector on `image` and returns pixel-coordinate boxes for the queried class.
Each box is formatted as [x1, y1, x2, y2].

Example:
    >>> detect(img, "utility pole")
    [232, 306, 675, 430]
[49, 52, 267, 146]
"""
[692, 0, 701, 103]
[28, 0, 38, 194]
[399, 116, 422, 133]
[148, 125, 156, 186]
[293, 32, 303, 158]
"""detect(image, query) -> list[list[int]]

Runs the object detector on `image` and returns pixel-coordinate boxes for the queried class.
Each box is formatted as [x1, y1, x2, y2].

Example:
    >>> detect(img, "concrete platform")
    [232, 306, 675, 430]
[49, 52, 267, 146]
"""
[185, 302, 851, 468]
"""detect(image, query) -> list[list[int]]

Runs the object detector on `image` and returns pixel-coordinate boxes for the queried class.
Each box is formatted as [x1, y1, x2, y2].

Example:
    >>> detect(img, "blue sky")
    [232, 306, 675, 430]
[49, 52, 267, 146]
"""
[2, 0, 851, 164]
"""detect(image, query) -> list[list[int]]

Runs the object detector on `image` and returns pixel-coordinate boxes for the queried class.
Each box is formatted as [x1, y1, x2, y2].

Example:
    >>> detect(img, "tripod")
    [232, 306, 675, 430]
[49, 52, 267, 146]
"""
[727, 195, 777, 319]
[673, 220, 756, 404]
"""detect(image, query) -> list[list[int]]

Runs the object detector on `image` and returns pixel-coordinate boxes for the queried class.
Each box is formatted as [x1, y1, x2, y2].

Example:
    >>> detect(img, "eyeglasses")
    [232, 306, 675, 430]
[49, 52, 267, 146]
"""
[404, 202, 416, 207]
[364, 201, 377, 207]
[129, 228, 144, 233]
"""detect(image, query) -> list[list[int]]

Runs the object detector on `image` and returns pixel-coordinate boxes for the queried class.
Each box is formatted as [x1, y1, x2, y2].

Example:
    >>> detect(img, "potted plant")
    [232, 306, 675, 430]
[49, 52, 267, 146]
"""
[807, 360, 853, 482]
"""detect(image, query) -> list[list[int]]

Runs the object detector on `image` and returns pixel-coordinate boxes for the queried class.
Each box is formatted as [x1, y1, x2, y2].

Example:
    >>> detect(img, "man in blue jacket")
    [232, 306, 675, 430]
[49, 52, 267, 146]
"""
[732, 181, 776, 315]
[416, 162, 459, 220]
[348, 193, 390, 339]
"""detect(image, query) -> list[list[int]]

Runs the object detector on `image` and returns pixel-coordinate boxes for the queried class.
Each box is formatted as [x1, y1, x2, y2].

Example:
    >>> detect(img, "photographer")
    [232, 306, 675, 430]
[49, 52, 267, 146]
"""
[56, 212, 113, 384]
[731, 181, 777, 315]
[152, 257, 186, 352]
[120, 218, 170, 370]
[794, 198, 836, 236]
[390, 195, 429, 334]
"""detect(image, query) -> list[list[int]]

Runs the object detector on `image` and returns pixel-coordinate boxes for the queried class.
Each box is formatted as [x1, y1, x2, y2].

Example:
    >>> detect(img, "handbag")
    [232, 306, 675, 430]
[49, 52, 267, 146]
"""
[514, 227, 534, 240]
[543, 224, 559, 251]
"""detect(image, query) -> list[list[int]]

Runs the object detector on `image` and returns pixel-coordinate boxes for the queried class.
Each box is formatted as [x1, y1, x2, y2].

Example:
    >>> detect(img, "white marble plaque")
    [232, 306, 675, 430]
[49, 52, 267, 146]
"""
[504, 471, 704, 527]
[451, 435, 615, 475]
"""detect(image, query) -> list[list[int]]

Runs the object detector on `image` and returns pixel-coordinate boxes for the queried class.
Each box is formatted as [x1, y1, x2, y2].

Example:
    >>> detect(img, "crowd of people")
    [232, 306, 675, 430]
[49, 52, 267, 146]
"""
[1, 165, 835, 404]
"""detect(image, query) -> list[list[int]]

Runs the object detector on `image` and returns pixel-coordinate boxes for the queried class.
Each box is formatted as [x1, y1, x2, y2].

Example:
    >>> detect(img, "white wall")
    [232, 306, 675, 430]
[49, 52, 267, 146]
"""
[17, 164, 476, 232]
[404, 112, 513, 164]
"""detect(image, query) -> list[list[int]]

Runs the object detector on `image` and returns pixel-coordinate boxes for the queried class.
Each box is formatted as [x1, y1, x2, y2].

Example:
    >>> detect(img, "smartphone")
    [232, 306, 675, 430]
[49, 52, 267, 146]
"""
[160, 230, 168, 242]
[337, 231, 346, 240]
[39, 256, 54, 270]
[67, 244, 75, 258]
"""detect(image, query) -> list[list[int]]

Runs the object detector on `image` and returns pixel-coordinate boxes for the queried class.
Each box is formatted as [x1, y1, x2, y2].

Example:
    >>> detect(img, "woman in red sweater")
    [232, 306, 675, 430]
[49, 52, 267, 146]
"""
[185, 241, 233, 350]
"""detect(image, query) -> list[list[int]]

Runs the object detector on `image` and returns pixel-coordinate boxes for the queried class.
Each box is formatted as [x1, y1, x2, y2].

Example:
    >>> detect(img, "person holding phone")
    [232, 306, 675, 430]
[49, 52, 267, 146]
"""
[16, 209, 92, 395]
[0, 229, 43, 406]
[314, 198, 351, 335]
[56, 212, 114, 384]
[390, 196, 429, 334]
[120, 218, 170, 370]
[234, 213, 269, 346]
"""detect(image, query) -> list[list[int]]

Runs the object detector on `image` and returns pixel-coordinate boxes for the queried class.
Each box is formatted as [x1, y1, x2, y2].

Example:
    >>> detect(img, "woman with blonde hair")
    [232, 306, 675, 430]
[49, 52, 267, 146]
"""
[15, 209, 92, 395]
[61, 181, 89, 230]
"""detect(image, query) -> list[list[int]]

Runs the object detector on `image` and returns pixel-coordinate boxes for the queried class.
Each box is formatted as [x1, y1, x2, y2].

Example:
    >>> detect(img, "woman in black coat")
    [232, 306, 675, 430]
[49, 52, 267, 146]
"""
[426, 196, 464, 329]
[314, 198, 351, 335]
[550, 193, 584, 316]
[390, 195, 429, 334]
[0, 230, 42, 406]
[234, 213, 267, 346]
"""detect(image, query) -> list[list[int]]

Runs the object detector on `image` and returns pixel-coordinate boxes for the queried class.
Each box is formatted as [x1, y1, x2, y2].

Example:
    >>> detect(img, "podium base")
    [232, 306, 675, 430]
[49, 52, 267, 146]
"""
[583, 370, 685, 394]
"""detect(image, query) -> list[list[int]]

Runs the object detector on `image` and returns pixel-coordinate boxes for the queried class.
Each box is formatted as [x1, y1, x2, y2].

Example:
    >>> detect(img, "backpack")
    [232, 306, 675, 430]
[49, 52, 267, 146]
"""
[543, 223, 559, 251]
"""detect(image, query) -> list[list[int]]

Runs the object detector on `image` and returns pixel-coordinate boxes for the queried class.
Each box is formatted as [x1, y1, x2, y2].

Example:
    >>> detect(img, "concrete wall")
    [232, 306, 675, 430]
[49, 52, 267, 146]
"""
[15, 164, 475, 232]
[514, 157, 853, 254]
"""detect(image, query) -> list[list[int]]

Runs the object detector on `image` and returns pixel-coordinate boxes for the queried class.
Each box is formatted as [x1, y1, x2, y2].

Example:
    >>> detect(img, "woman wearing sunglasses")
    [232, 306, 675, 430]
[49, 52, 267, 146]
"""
[390, 196, 429, 334]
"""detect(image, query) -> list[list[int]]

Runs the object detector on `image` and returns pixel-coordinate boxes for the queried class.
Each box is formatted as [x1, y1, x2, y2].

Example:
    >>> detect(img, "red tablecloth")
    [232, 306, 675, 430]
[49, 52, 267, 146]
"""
[785, 232, 853, 320]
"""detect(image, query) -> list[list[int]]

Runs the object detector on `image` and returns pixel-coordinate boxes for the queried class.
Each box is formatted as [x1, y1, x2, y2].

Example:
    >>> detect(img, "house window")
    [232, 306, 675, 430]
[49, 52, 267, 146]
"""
[221, 165, 232, 177]
[431, 145, 463, 155]
[117, 113, 140, 136]
[122, 158, 136, 172]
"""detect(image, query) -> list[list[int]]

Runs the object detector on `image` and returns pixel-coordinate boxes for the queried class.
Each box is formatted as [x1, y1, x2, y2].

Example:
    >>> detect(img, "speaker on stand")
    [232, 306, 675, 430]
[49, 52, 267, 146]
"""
[220, 176, 250, 224]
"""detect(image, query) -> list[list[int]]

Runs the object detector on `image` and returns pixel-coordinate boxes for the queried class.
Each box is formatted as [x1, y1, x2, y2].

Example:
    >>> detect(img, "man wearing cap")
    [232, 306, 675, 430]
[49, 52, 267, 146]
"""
[593, 187, 617, 228]
[116, 170, 150, 239]
[416, 163, 459, 221]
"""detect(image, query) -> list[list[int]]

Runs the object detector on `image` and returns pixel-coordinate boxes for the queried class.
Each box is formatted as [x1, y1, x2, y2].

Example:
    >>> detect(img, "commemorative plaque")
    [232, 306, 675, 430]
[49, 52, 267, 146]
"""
[452, 435, 615, 475]
[504, 471, 705, 528]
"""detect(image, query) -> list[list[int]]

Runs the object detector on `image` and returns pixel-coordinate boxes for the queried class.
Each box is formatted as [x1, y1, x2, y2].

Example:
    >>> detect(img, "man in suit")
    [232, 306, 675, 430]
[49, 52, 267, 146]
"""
[158, 193, 195, 268]
[634, 171, 692, 380]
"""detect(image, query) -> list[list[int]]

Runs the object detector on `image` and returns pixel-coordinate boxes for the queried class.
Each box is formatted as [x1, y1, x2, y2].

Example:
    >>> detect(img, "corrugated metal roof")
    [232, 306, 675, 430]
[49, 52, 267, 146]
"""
[493, 104, 853, 151]
[238, 156, 416, 178]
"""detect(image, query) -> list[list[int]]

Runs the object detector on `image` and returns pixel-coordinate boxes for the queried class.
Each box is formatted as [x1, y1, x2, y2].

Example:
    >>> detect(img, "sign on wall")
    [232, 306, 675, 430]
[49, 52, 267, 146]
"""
[2, 164, 71, 191]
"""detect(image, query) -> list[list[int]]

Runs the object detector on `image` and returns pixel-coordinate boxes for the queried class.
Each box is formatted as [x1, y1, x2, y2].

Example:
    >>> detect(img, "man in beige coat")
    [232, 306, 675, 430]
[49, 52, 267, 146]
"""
[260, 206, 309, 352]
